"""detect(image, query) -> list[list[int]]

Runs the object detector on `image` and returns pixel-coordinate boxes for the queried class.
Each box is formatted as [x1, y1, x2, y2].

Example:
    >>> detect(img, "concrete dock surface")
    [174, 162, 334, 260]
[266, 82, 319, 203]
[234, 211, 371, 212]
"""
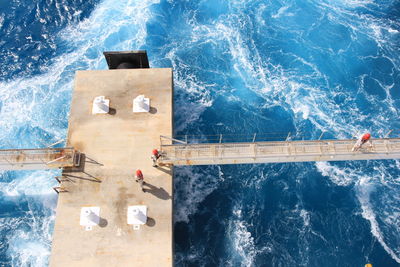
[50, 69, 173, 267]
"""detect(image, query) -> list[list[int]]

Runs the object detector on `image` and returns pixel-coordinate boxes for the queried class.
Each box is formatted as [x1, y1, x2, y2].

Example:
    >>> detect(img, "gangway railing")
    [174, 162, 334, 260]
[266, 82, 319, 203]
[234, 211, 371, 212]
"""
[159, 137, 400, 166]
[0, 147, 79, 170]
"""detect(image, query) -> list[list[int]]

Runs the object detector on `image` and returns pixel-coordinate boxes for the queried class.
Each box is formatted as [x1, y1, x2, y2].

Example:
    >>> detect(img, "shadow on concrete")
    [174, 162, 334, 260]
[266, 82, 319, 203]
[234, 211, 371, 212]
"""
[149, 107, 157, 114]
[143, 182, 171, 200]
[63, 154, 103, 179]
[63, 153, 86, 173]
[146, 216, 156, 227]
[108, 107, 117, 115]
[155, 166, 172, 175]
[99, 217, 108, 228]
[63, 173, 102, 183]
[85, 155, 104, 166]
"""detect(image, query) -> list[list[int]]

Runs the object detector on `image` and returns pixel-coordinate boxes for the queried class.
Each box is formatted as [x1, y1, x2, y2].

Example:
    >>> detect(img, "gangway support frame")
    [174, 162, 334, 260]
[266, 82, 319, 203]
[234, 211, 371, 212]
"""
[159, 137, 400, 166]
[0, 148, 78, 170]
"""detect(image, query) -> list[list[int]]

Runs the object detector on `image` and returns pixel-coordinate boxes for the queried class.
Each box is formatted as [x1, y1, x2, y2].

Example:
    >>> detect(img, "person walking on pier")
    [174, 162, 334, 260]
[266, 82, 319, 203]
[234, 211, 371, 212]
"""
[151, 149, 161, 167]
[352, 133, 372, 152]
[135, 169, 146, 192]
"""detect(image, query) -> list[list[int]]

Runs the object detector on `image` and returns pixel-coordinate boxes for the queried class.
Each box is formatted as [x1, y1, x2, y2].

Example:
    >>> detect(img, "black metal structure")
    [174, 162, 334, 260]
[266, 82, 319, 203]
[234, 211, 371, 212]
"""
[103, 50, 150, 69]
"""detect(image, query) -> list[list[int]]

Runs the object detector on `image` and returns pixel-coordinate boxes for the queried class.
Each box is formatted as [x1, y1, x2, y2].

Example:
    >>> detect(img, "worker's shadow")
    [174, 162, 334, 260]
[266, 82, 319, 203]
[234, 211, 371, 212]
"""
[143, 182, 171, 200]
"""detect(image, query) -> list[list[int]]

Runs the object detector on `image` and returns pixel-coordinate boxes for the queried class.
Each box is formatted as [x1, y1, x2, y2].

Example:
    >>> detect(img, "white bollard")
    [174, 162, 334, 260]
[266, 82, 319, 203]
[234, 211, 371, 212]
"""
[131, 207, 147, 224]
[136, 95, 146, 109]
[92, 96, 109, 114]
[85, 210, 100, 224]
[133, 95, 150, 112]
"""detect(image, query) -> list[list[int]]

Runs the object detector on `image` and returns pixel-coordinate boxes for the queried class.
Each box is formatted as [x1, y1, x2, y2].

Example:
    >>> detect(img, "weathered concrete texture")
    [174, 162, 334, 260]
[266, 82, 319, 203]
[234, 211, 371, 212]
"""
[50, 69, 173, 267]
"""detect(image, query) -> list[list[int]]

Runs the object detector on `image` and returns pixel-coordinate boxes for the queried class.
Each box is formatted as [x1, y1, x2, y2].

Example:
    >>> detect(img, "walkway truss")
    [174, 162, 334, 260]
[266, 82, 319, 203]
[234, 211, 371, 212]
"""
[1, 137, 400, 170]
[158, 136, 400, 166]
[0, 148, 79, 170]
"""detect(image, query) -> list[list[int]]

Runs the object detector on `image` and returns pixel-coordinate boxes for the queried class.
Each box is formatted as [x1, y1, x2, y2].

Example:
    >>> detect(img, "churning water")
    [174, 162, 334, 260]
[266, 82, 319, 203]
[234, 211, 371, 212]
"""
[0, 0, 399, 266]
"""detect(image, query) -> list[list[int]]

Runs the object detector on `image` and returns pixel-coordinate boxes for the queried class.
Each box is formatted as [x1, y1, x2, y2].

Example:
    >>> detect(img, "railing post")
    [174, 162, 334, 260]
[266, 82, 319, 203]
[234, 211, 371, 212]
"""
[47, 139, 65, 148]
[219, 134, 222, 143]
[318, 131, 324, 140]
[286, 132, 291, 141]
[384, 140, 389, 152]
[385, 129, 393, 138]
[329, 142, 336, 154]
[252, 133, 257, 142]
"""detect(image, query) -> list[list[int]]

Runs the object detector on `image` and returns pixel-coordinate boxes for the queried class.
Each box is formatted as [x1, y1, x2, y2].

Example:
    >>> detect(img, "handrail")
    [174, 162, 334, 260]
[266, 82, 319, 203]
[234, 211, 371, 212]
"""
[0, 147, 78, 170]
[159, 137, 400, 166]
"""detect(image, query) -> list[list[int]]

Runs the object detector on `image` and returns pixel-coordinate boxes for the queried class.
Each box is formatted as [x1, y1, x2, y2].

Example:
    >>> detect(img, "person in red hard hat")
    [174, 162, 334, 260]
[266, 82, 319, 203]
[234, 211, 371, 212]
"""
[352, 133, 372, 152]
[151, 149, 161, 167]
[135, 169, 146, 192]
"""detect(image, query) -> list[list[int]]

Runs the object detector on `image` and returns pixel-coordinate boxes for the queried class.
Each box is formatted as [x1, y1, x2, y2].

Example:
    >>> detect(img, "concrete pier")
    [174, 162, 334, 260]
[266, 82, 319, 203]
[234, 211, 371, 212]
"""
[50, 69, 173, 266]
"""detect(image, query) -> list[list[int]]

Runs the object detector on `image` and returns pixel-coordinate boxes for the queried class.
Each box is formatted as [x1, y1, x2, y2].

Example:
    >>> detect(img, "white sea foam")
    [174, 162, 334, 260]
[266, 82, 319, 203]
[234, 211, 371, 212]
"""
[0, 191, 56, 266]
[356, 176, 400, 263]
[228, 207, 256, 266]
[60, 0, 159, 53]
[299, 209, 310, 227]
[316, 158, 400, 263]
[0, 170, 58, 197]
[272, 6, 291, 19]
[174, 166, 223, 223]
[8, 228, 51, 267]
[0, 0, 159, 143]
[0, 0, 159, 265]
[166, 50, 215, 131]
[315, 161, 357, 186]
[195, 13, 368, 138]
[0, 15, 4, 29]
[182, 1, 400, 263]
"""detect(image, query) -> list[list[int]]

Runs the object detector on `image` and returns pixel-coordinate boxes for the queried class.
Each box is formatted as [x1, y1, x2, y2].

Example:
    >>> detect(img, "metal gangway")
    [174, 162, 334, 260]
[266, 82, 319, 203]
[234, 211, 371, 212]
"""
[158, 136, 400, 166]
[0, 147, 79, 170]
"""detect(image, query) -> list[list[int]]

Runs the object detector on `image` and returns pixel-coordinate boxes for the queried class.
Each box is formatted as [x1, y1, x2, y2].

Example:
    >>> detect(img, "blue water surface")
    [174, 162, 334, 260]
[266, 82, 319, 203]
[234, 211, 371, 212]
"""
[0, 0, 399, 266]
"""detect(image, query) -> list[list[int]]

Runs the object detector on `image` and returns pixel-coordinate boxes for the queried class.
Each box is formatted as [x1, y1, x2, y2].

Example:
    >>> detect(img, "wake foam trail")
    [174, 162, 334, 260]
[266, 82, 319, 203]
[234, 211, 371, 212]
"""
[0, 0, 160, 149]
[228, 207, 256, 266]
[216, 3, 400, 261]
[0, 0, 159, 266]
[164, 47, 215, 133]
[174, 165, 223, 223]
[220, 0, 399, 139]
[356, 176, 400, 263]
[317, 161, 400, 263]
[316, 162, 359, 186]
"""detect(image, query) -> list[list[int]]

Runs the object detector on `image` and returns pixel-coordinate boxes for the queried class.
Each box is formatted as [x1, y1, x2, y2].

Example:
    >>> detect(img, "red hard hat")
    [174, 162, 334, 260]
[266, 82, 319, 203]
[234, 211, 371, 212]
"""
[362, 133, 371, 140]
[136, 169, 143, 177]
[152, 149, 159, 155]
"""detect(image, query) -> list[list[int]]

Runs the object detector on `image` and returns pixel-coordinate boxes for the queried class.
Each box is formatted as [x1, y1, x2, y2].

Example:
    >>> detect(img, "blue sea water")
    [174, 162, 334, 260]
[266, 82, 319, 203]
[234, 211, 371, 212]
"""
[0, 0, 399, 266]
